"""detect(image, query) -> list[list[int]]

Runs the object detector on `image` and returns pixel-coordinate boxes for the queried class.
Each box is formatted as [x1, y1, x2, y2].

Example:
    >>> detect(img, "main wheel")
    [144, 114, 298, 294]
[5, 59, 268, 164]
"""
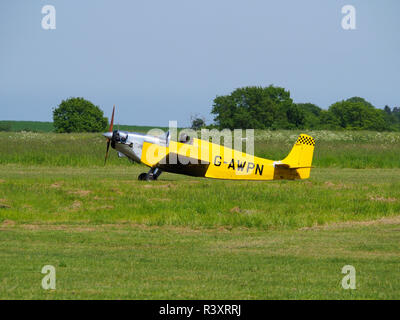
[145, 173, 158, 181]
[148, 173, 159, 181]
[138, 173, 147, 181]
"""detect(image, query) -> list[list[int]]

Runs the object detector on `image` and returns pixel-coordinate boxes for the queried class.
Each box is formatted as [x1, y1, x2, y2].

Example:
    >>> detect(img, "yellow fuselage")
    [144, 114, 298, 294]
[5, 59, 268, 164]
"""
[139, 135, 315, 181]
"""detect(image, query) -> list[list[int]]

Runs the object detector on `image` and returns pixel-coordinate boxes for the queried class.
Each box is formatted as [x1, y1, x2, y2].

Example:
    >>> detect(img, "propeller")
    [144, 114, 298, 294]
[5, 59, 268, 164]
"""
[104, 105, 115, 165]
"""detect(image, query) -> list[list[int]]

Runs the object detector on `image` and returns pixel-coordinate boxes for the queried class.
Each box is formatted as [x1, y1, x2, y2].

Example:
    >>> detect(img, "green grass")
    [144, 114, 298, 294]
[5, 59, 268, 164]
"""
[1, 166, 399, 229]
[1, 130, 399, 168]
[0, 222, 399, 299]
[116, 124, 170, 133]
[0, 121, 54, 132]
[1, 130, 399, 299]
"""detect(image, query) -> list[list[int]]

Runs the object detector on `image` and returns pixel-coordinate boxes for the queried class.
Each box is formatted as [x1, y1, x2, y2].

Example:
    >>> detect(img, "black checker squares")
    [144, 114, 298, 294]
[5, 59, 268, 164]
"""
[296, 135, 315, 146]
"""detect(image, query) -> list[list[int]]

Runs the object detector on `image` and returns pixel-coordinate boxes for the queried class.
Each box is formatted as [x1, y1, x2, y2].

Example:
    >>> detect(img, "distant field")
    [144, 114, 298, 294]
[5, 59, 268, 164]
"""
[1, 130, 399, 168]
[0, 121, 55, 132]
[0, 120, 168, 133]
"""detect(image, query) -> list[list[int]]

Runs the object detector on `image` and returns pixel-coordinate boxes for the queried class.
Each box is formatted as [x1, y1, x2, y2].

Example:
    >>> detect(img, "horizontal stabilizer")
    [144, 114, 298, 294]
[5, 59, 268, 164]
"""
[274, 163, 313, 169]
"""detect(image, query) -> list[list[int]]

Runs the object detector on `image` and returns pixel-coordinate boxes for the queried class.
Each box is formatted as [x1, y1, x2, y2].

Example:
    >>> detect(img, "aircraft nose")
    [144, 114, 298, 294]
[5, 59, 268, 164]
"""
[103, 132, 113, 139]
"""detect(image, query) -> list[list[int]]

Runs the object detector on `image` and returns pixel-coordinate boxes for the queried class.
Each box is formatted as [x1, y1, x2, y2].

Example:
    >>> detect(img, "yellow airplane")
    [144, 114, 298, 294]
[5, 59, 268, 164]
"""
[103, 106, 315, 181]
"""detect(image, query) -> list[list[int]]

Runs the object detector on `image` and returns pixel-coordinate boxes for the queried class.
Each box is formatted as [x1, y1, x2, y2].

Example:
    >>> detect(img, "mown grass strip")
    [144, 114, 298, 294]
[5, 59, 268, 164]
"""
[0, 222, 399, 299]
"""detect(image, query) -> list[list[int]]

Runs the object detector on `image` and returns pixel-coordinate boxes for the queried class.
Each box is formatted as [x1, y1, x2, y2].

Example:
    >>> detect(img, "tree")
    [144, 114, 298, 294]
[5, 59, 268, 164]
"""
[296, 103, 322, 129]
[393, 107, 400, 122]
[190, 115, 206, 130]
[285, 104, 306, 129]
[328, 100, 387, 131]
[53, 97, 108, 133]
[319, 110, 341, 130]
[210, 88, 398, 131]
[384, 105, 392, 115]
[345, 96, 375, 109]
[211, 86, 297, 129]
[383, 105, 400, 131]
[0, 122, 12, 132]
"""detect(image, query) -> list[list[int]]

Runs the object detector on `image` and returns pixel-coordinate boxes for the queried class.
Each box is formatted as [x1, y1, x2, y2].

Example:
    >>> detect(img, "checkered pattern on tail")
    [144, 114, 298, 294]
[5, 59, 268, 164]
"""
[296, 135, 315, 146]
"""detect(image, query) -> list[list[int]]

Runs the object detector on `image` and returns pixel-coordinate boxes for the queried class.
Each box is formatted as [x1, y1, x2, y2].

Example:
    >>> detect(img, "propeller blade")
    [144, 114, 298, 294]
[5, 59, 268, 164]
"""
[104, 139, 111, 165]
[109, 105, 115, 132]
[104, 105, 115, 165]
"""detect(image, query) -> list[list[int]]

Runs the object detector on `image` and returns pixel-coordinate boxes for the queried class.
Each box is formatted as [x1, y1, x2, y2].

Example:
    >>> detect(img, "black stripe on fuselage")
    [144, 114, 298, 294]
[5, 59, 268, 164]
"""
[156, 153, 210, 177]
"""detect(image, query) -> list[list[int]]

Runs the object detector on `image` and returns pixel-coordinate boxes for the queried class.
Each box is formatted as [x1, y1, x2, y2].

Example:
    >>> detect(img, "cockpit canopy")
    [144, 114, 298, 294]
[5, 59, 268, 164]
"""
[113, 130, 128, 143]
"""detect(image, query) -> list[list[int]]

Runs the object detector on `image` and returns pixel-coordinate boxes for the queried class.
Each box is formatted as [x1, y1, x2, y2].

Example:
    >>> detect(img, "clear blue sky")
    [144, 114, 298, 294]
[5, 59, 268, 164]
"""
[1, 0, 399, 126]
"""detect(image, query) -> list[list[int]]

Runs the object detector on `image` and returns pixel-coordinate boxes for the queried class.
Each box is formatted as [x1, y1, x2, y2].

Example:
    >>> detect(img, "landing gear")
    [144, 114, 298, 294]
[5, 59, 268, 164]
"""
[138, 168, 162, 181]
[138, 173, 148, 181]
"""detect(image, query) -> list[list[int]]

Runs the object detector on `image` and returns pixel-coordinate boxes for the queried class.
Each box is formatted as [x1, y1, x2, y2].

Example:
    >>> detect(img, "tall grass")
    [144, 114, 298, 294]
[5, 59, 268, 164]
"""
[1, 166, 400, 229]
[0, 130, 399, 168]
[254, 130, 400, 168]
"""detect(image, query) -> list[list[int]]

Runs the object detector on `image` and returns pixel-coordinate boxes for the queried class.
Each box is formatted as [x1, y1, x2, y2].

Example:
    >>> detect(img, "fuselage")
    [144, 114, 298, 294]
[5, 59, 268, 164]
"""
[106, 130, 168, 164]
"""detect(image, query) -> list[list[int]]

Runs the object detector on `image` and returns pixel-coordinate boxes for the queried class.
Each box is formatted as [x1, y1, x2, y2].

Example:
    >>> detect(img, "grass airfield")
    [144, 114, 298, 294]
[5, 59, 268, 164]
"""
[0, 131, 400, 299]
[1, 218, 400, 299]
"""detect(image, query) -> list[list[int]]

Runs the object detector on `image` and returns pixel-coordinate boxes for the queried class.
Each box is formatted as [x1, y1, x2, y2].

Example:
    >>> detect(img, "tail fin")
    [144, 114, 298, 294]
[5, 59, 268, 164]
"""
[275, 134, 315, 179]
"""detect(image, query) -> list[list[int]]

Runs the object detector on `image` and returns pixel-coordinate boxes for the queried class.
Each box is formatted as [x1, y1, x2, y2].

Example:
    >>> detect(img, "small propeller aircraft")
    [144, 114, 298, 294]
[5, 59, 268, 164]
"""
[103, 106, 315, 181]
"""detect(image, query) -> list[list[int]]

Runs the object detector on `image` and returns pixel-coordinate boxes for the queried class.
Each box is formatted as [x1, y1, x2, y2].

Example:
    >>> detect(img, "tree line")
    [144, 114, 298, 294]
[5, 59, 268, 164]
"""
[39, 91, 399, 133]
[210, 86, 400, 131]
